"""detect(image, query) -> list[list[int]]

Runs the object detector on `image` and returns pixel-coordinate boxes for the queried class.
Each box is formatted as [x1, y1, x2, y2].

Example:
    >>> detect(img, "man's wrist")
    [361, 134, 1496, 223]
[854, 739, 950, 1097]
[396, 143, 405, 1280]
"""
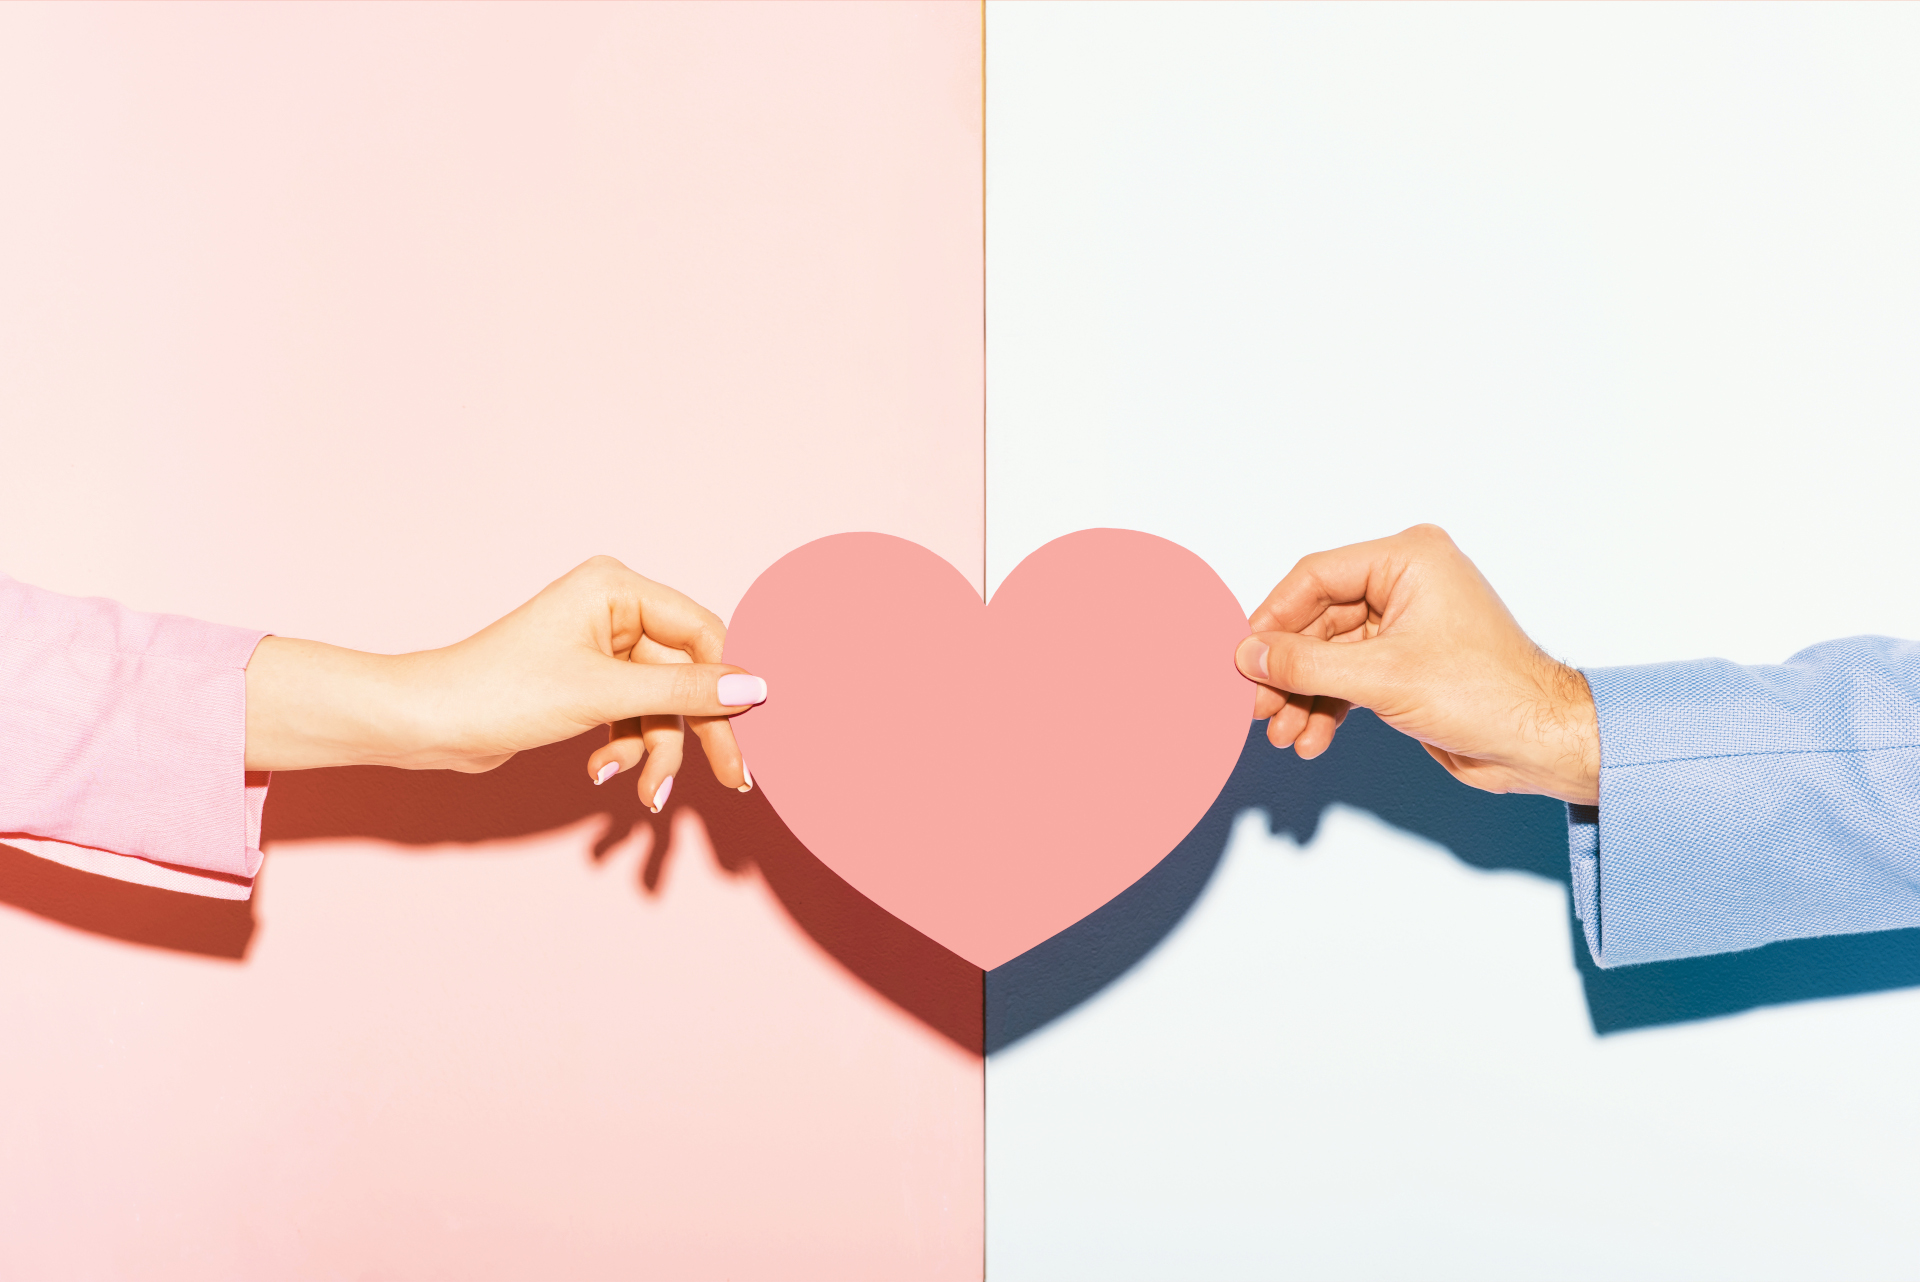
[1545, 660, 1600, 805]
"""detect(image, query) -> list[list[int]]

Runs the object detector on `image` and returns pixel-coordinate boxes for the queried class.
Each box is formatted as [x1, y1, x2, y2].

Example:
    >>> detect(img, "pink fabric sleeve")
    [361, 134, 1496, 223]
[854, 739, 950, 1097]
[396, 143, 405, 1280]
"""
[0, 572, 270, 900]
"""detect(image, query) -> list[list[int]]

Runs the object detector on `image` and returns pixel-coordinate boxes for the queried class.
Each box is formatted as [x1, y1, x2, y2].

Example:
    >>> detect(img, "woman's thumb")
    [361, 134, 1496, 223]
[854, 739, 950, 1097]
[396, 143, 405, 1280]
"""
[595, 659, 769, 723]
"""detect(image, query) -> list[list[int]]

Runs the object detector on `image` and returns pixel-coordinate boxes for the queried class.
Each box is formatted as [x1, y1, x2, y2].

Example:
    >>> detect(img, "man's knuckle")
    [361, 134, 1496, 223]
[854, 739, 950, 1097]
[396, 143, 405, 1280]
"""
[1271, 644, 1311, 691]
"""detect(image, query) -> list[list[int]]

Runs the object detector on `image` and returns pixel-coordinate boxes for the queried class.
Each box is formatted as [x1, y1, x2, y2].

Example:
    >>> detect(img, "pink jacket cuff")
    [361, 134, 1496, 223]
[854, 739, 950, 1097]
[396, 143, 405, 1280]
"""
[0, 573, 270, 900]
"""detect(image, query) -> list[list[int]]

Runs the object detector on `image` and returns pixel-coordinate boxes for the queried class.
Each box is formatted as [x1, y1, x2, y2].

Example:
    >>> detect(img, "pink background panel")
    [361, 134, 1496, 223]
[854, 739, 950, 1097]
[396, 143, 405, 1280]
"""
[0, 3, 984, 1278]
[0, 0, 984, 636]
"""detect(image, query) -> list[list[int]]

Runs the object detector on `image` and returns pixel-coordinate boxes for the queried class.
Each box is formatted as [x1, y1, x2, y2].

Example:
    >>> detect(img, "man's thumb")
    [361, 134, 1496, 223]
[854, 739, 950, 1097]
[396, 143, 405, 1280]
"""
[1237, 631, 1388, 708]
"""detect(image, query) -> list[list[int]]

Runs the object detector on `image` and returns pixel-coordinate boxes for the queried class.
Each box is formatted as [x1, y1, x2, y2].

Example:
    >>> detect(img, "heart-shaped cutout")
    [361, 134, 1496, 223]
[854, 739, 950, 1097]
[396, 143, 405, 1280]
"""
[725, 529, 1251, 969]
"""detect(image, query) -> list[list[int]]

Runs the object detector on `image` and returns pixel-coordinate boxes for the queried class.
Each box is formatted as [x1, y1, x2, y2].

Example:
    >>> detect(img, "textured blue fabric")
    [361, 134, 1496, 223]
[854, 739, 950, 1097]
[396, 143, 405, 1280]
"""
[1568, 636, 1920, 968]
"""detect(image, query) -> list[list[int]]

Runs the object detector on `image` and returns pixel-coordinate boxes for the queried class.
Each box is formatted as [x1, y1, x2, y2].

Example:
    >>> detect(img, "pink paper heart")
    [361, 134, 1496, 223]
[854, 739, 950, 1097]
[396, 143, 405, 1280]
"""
[724, 529, 1252, 969]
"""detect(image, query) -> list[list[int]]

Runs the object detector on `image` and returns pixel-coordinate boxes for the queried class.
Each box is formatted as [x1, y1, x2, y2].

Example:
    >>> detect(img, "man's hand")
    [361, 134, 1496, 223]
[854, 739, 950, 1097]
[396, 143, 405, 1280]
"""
[244, 556, 766, 809]
[1235, 525, 1598, 805]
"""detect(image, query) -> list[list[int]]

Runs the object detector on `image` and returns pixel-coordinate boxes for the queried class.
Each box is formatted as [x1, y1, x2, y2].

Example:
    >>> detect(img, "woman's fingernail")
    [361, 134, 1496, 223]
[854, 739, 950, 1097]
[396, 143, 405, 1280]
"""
[737, 760, 753, 794]
[1242, 640, 1270, 681]
[595, 761, 620, 785]
[652, 775, 674, 813]
[717, 674, 768, 707]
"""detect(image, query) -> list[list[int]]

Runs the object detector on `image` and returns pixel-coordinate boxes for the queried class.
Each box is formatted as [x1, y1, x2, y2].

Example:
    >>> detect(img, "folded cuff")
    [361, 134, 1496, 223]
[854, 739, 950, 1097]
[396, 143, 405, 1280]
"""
[0, 575, 272, 898]
[1571, 646, 1920, 967]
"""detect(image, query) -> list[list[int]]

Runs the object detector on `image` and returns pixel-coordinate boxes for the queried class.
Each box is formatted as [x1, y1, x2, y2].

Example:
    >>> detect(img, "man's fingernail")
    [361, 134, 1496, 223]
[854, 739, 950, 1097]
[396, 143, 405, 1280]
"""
[595, 761, 620, 785]
[737, 760, 753, 794]
[717, 674, 768, 707]
[652, 775, 673, 813]
[1243, 640, 1270, 681]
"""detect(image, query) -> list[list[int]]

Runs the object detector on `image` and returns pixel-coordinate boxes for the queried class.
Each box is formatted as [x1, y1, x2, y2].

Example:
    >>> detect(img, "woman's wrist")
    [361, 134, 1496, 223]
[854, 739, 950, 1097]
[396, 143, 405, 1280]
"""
[244, 637, 417, 771]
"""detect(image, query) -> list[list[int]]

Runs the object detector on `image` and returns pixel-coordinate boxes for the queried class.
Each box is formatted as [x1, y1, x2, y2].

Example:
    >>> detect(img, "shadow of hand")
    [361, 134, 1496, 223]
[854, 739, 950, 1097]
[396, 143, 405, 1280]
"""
[989, 711, 1920, 1051]
[263, 732, 986, 1053]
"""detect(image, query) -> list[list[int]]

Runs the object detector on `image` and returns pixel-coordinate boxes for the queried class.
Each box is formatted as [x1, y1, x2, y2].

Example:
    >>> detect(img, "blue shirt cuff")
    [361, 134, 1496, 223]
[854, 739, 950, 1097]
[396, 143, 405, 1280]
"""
[1570, 639, 1920, 968]
[1566, 802, 1600, 962]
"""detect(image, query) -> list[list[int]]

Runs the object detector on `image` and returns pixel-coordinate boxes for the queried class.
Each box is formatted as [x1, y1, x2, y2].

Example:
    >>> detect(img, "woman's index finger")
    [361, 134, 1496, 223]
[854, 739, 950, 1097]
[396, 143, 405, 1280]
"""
[631, 576, 729, 665]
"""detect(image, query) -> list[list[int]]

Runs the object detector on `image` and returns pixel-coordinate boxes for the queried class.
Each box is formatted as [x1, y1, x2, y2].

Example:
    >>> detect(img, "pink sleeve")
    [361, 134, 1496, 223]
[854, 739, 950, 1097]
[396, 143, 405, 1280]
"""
[0, 572, 271, 900]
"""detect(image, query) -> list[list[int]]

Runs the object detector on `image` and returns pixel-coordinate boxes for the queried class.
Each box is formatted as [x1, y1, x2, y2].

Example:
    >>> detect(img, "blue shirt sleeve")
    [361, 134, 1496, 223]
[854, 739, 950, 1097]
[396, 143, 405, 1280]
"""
[1568, 635, 1920, 968]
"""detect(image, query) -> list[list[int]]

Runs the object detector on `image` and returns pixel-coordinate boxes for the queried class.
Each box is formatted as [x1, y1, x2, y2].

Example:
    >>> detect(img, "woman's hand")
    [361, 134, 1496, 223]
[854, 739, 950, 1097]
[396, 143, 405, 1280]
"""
[1235, 524, 1598, 804]
[244, 556, 765, 807]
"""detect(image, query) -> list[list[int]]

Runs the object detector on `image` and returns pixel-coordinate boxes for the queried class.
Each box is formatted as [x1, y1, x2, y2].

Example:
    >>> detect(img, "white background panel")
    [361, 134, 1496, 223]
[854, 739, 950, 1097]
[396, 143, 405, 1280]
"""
[987, 0, 1920, 664]
[987, 3, 1920, 1277]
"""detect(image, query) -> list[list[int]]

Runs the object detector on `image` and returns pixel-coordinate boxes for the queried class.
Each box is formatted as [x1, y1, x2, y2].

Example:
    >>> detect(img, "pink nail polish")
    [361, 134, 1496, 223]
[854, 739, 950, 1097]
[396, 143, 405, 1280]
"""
[595, 761, 620, 785]
[737, 760, 753, 793]
[717, 674, 768, 707]
[652, 775, 674, 813]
